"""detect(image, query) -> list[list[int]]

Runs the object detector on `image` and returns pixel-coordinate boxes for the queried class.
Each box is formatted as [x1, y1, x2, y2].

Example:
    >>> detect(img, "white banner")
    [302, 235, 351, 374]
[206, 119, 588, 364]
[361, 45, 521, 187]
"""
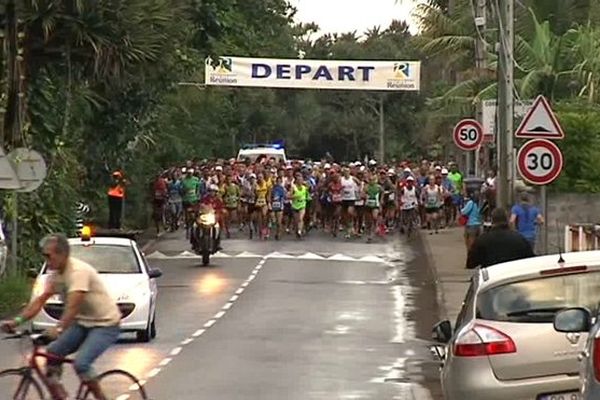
[204, 56, 420, 91]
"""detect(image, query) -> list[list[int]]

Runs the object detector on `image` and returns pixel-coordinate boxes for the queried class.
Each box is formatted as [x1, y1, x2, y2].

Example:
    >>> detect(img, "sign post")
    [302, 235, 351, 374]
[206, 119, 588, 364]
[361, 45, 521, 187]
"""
[515, 95, 564, 254]
[453, 119, 483, 152]
[517, 139, 563, 254]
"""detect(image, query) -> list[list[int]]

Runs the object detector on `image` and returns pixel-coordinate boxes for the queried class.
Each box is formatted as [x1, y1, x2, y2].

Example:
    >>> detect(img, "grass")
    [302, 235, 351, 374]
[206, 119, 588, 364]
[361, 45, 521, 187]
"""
[0, 273, 32, 319]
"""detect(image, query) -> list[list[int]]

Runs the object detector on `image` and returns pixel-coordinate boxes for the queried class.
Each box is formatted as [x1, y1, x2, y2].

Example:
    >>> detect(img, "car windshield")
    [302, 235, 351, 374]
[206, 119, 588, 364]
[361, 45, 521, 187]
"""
[237, 153, 284, 163]
[477, 270, 600, 323]
[68, 244, 141, 274]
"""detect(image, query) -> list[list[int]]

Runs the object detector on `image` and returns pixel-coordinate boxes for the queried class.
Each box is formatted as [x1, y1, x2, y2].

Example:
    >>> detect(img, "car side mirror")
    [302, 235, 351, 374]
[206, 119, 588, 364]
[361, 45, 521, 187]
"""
[148, 268, 163, 279]
[433, 320, 453, 343]
[554, 307, 591, 333]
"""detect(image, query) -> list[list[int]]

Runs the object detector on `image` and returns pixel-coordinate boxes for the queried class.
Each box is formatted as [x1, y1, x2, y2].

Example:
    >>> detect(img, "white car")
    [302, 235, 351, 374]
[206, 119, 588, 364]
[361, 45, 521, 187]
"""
[236, 143, 287, 163]
[30, 235, 162, 342]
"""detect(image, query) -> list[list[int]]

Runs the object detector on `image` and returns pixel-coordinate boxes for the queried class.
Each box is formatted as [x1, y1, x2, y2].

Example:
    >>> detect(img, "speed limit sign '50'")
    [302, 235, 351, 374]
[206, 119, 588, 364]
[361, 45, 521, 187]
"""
[517, 139, 563, 185]
[453, 119, 483, 151]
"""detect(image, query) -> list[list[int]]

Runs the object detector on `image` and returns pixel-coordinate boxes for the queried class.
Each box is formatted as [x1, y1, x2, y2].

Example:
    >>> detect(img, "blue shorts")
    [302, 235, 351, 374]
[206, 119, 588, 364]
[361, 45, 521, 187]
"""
[47, 323, 120, 380]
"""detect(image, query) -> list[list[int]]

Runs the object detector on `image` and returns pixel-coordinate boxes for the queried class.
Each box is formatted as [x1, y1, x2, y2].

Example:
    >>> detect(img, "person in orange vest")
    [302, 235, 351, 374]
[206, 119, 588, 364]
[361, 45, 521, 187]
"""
[107, 171, 126, 229]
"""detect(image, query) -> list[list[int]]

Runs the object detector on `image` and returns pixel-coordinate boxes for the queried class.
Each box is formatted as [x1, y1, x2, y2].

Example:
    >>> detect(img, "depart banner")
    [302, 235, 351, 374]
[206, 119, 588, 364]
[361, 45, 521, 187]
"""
[204, 56, 421, 91]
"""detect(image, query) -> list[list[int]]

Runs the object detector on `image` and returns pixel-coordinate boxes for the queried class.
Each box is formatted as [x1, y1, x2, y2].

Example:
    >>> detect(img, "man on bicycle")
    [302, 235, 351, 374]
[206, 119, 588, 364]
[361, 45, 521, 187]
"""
[1, 233, 121, 400]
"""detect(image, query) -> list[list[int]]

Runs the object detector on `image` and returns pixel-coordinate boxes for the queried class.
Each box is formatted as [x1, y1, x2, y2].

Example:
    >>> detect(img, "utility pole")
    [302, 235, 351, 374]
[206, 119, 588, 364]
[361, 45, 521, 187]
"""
[474, 0, 486, 177]
[378, 95, 384, 163]
[496, 0, 514, 209]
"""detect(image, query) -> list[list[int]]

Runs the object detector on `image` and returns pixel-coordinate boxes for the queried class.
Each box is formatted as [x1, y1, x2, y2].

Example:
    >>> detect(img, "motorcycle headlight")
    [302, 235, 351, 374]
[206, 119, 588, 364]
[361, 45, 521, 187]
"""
[199, 212, 216, 226]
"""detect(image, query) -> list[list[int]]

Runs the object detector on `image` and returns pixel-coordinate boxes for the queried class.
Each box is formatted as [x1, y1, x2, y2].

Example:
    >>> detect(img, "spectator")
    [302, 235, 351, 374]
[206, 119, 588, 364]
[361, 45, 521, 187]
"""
[510, 192, 544, 251]
[467, 208, 535, 269]
[461, 190, 482, 250]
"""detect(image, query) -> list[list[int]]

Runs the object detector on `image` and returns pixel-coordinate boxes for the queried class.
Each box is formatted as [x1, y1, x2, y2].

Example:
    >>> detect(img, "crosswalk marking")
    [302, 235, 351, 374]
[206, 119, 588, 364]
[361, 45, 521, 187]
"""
[145, 250, 389, 264]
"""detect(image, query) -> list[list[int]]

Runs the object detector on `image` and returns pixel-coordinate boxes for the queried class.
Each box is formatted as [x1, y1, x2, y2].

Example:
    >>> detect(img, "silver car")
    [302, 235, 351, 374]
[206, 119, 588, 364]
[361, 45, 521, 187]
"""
[554, 307, 600, 399]
[432, 250, 600, 400]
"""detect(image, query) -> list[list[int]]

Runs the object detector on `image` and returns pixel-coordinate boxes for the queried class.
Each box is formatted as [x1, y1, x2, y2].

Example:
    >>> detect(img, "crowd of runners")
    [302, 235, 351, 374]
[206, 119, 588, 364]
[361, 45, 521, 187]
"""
[151, 157, 495, 242]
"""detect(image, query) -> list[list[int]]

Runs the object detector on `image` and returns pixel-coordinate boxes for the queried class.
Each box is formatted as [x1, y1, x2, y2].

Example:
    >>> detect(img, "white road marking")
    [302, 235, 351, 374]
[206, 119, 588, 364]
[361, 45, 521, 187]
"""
[139, 256, 270, 389]
[204, 319, 216, 328]
[193, 329, 206, 337]
[116, 394, 130, 400]
[147, 251, 391, 263]
[159, 358, 172, 367]
[147, 368, 161, 378]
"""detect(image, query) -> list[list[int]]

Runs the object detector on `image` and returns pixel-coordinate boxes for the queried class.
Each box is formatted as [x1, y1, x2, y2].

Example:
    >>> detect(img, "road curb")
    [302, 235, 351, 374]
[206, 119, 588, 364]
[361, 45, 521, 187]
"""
[419, 231, 448, 320]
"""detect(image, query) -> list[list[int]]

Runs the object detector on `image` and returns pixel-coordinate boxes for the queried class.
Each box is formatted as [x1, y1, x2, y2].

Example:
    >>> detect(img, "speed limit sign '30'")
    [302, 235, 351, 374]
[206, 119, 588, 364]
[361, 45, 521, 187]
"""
[453, 119, 483, 151]
[517, 139, 563, 185]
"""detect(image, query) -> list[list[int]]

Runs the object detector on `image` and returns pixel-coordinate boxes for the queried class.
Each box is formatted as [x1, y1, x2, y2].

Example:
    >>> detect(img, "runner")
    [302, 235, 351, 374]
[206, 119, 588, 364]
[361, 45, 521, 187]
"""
[422, 175, 443, 234]
[340, 167, 358, 238]
[270, 175, 286, 240]
[399, 175, 420, 237]
[364, 172, 383, 243]
[290, 173, 309, 238]
[222, 174, 240, 238]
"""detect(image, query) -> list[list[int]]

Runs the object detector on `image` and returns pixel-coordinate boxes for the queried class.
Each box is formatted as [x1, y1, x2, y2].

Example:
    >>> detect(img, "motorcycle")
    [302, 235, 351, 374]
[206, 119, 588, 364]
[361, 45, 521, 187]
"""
[190, 206, 220, 266]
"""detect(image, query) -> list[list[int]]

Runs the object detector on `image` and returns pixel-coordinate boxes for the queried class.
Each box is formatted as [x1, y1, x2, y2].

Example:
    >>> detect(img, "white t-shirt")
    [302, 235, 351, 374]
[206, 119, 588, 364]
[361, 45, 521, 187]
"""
[400, 186, 418, 210]
[341, 176, 357, 201]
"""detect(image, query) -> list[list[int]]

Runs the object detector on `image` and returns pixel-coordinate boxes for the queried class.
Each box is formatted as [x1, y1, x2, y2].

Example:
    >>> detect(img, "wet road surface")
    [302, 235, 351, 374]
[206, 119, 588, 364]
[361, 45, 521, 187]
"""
[0, 229, 443, 399]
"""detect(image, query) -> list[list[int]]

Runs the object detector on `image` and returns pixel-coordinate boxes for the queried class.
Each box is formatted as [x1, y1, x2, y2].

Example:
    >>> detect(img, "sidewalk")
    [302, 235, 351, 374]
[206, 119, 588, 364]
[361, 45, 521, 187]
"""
[421, 227, 473, 323]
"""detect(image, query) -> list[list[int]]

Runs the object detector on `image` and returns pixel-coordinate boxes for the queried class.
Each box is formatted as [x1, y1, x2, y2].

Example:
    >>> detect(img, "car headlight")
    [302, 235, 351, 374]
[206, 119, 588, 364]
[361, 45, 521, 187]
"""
[199, 212, 216, 226]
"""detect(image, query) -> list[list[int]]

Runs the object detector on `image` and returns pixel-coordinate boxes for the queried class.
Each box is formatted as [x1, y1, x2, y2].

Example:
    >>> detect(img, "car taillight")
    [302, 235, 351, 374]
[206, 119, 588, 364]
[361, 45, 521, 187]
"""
[593, 337, 600, 382]
[453, 324, 516, 357]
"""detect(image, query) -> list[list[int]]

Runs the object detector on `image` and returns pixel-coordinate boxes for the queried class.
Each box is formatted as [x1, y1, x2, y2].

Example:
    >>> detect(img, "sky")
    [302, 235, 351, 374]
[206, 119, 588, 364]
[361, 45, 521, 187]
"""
[289, 0, 425, 37]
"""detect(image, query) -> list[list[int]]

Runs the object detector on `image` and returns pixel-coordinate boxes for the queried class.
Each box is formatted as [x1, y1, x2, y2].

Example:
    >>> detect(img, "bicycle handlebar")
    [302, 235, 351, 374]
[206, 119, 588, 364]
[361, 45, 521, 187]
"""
[3, 330, 51, 346]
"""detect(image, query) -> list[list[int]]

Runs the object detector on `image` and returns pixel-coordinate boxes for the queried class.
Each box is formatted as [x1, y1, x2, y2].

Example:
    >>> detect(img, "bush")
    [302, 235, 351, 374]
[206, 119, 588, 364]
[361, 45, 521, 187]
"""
[0, 274, 32, 319]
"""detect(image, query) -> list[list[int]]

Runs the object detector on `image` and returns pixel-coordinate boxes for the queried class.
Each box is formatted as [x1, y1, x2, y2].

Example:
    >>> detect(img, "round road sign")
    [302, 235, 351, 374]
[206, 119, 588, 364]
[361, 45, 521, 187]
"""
[517, 139, 563, 185]
[453, 119, 483, 151]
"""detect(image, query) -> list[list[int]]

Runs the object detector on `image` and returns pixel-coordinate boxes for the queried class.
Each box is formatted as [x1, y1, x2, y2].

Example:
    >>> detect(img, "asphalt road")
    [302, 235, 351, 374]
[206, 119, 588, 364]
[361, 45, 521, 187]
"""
[0, 229, 443, 400]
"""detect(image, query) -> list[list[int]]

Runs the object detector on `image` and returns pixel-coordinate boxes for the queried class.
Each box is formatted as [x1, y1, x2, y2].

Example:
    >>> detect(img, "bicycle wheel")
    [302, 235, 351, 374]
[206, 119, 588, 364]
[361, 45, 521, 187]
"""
[86, 369, 147, 400]
[0, 368, 44, 400]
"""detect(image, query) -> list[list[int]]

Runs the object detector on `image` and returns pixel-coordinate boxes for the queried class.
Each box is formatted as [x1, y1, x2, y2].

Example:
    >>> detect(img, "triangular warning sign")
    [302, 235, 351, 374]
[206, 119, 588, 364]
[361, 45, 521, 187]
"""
[515, 95, 564, 139]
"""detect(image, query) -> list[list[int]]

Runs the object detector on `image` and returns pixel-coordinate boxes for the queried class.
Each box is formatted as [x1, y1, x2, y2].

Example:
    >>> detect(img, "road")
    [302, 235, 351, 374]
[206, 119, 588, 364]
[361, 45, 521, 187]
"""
[0, 229, 443, 400]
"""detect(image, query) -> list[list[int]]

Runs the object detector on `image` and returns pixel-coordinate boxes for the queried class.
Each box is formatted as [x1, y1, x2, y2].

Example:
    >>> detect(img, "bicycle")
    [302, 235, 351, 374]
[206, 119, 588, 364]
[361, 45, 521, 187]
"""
[0, 330, 147, 400]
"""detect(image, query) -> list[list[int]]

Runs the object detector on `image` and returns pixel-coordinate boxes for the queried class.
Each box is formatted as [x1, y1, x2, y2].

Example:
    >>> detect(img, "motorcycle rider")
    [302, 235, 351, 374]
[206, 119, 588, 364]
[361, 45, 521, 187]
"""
[197, 184, 223, 251]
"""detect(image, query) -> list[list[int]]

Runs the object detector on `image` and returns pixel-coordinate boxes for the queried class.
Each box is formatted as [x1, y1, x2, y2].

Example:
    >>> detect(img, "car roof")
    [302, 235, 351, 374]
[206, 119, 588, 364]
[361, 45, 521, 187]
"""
[478, 250, 600, 290]
[68, 237, 135, 247]
[238, 148, 285, 155]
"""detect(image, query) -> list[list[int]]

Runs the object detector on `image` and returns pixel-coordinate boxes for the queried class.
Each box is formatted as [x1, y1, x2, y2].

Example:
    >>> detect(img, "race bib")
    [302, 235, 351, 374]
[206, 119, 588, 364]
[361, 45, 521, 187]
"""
[154, 191, 165, 199]
[388, 193, 395, 201]
[332, 193, 342, 202]
[367, 199, 378, 207]
[256, 198, 267, 207]
[272, 200, 282, 209]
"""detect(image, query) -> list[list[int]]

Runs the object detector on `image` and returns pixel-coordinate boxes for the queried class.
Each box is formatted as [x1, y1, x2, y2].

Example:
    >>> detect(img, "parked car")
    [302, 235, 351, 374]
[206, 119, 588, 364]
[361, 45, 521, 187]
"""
[30, 229, 162, 342]
[554, 307, 600, 400]
[432, 250, 600, 400]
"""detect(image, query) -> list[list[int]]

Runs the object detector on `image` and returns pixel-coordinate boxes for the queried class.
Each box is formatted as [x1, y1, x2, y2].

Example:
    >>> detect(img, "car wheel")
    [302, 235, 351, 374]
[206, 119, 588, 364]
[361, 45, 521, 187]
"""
[136, 319, 152, 343]
[150, 313, 157, 339]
